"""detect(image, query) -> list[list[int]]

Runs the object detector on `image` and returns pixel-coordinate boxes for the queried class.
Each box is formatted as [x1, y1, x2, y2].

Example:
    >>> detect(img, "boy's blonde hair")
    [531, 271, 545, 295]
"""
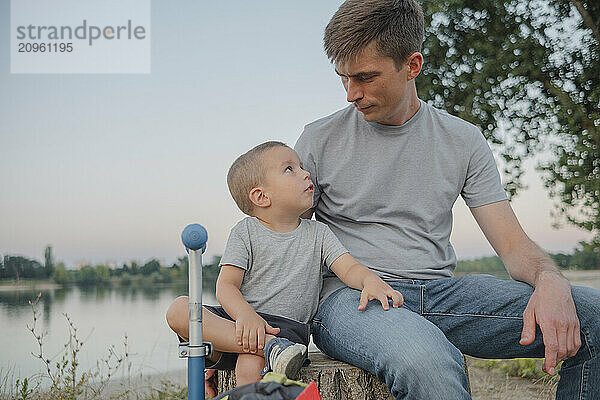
[227, 141, 289, 215]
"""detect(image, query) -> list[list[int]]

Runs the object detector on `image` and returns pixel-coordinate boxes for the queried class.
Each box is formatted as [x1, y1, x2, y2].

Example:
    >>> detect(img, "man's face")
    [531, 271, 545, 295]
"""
[335, 42, 417, 126]
[261, 146, 314, 214]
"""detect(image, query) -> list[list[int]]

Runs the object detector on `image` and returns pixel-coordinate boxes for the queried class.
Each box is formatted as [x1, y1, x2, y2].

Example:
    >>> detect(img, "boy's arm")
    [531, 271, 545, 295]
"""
[330, 253, 403, 311]
[216, 265, 280, 353]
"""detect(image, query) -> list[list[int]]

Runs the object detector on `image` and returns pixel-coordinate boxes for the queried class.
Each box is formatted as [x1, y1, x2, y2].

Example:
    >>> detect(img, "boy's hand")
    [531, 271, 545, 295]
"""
[235, 311, 280, 353]
[358, 276, 403, 311]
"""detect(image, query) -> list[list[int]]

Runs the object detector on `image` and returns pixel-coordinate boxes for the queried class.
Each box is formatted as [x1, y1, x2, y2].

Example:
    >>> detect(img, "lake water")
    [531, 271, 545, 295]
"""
[2, 270, 600, 384]
[0, 283, 217, 383]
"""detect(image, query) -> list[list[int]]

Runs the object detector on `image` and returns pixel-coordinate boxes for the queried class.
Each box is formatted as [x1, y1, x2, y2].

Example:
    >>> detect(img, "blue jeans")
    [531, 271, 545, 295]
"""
[312, 274, 600, 400]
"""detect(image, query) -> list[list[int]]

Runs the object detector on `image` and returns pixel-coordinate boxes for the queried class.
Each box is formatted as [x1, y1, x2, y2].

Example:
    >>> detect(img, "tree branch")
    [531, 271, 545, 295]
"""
[570, 0, 600, 45]
[542, 78, 596, 135]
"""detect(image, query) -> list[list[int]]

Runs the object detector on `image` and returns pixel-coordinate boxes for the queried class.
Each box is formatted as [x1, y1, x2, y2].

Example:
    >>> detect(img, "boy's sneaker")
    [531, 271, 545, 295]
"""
[261, 338, 307, 379]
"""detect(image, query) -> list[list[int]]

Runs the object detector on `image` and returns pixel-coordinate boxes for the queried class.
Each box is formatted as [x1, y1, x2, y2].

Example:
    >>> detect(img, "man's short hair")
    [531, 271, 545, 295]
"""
[227, 141, 288, 216]
[324, 0, 424, 69]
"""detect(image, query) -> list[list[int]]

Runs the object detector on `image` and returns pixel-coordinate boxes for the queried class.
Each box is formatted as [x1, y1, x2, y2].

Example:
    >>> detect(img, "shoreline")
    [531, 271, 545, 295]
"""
[0, 281, 63, 292]
[0, 279, 188, 292]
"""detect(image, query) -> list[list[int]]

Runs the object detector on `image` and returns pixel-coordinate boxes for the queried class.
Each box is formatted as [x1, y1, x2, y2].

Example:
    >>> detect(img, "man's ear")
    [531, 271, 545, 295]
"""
[249, 187, 271, 208]
[406, 52, 423, 80]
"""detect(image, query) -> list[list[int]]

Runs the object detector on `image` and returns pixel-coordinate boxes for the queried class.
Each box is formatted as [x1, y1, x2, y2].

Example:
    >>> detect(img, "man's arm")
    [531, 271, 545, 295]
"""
[216, 265, 279, 353]
[470, 200, 581, 375]
[330, 253, 403, 310]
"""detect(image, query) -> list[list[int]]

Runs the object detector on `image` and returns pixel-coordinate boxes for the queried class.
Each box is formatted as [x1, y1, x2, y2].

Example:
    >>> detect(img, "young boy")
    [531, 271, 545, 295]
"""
[166, 141, 402, 387]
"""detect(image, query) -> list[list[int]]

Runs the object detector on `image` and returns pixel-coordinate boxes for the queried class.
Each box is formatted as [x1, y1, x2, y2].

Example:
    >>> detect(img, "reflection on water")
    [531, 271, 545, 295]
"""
[1, 284, 216, 381]
[0, 284, 192, 321]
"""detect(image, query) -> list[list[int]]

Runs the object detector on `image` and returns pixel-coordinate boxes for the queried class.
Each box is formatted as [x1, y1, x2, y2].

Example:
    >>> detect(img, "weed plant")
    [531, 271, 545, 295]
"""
[2, 293, 186, 400]
[474, 357, 561, 383]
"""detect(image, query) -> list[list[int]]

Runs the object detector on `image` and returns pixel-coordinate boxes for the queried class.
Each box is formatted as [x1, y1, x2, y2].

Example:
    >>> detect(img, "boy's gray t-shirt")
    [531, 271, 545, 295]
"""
[218, 217, 348, 324]
[295, 100, 507, 303]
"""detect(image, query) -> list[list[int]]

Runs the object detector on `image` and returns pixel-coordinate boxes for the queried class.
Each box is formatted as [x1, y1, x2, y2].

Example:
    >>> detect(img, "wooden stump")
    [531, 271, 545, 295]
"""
[216, 351, 470, 399]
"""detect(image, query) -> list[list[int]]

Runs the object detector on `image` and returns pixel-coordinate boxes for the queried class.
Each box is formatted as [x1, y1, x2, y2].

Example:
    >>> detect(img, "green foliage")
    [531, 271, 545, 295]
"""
[1, 255, 44, 280]
[474, 357, 562, 381]
[15, 377, 33, 400]
[141, 260, 161, 275]
[76, 265, 110, 286]
[569, 239, 600, 269]
[53, 263, 73, 285]
[456, 256, 509, 277]
[45, 246, 55, 279]
[419, 0, 600, 233]
[147, 381, 187, 400]
[458, 243, 600, 272]
[119, 272, 133, 286]
[202, 257, 221, 292]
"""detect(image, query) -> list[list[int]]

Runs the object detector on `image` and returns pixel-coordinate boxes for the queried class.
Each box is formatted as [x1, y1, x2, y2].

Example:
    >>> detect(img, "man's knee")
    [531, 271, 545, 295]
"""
[573, 286, 600, 345]
[381, 344, 469, 398]
[166, 295, 189, 338]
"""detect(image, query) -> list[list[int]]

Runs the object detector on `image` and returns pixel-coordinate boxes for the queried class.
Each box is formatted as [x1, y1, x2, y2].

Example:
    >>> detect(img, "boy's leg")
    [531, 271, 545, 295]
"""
[312, 286, 471, 400]
[235, 353, 265, 387]
[422, 274, 600, 400]
[166, 296, 219, 396]
[165, 296, 190, 340]
[165, 295, 274, 356]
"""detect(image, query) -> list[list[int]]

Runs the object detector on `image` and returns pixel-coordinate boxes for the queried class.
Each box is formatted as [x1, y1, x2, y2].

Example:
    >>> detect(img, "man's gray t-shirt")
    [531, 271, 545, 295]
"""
[294, 100, 507, 303]
[218, 217, 348, 324]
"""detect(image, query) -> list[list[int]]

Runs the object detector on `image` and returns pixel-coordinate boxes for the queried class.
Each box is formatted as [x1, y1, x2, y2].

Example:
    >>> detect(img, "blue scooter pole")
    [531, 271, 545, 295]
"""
[181, 224, 212, 400]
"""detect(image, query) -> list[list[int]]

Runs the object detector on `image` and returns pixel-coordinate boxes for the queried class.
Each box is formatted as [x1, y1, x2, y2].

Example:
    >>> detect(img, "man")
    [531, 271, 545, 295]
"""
[293, 0, 600, 398]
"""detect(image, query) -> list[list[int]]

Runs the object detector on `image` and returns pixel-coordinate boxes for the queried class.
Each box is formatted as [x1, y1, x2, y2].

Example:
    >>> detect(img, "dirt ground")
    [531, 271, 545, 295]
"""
[105, 362, 557, 400]
[467, 358, 557, 400]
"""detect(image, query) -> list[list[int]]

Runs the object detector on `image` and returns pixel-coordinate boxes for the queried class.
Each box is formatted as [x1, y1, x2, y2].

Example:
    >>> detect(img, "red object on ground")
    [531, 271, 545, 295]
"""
[296, 382, 321, 400]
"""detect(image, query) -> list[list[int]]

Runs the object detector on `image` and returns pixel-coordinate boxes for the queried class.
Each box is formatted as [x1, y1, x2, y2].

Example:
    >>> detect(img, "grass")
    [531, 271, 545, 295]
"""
[472, 357, 561, 381]
[468, 357, 560, 400]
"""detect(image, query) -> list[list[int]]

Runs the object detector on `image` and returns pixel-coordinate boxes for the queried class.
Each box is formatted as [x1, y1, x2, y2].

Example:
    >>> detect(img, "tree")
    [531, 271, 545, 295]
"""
[419, 0, 600, 236]
[140, 259, 161, 275]
[569, 239, 600, 268]
[76, 265, 97, 286]
[130, 261, 140, 275]
[551, 252, 572, 269]
[44, 245, 54, 278]
[52, 262, 73, 284]
[2, 256, 43, 280]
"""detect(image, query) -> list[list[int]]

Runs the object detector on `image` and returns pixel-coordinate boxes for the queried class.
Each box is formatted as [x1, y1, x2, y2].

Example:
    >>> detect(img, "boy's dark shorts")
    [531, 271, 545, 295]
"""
[181, 305, 310, 370]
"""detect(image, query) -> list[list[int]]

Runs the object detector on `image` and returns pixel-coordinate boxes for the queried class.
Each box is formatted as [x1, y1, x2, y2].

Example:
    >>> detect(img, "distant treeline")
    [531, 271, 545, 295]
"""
[0, 245, 221, 289]
[456, 241, 600, 273]
[2, 241, 598, 287]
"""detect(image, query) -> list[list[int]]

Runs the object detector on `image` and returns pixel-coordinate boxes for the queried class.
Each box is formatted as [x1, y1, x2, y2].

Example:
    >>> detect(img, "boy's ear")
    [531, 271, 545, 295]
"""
[249, 187, 271, 208]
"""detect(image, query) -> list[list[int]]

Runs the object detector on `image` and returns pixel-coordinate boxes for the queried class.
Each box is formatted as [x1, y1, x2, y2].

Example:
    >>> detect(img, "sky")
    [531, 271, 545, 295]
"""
[0, 0, 593, 268]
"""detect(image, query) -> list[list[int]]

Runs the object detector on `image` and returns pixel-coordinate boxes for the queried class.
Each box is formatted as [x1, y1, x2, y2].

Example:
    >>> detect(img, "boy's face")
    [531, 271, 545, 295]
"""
[260, 146, 314, 215]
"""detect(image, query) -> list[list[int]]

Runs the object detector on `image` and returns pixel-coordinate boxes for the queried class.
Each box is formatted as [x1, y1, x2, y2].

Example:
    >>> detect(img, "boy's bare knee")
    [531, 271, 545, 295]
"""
[166, 296, 189, 338]
[235, 354, 264, 386]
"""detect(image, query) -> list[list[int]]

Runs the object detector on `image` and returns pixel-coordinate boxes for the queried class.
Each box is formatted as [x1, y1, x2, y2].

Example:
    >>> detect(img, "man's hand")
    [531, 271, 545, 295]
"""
[358, 276, 403, 311]
[235, 311, 280, 353]
[519, 271, 581, 375]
